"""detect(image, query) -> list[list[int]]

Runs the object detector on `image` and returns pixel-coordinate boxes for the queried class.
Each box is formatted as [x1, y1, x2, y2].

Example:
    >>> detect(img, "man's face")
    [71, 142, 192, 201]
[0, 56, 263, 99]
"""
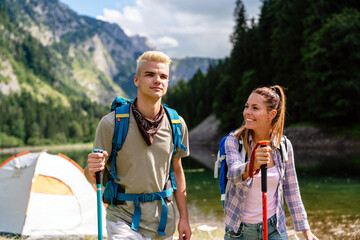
[134, 61, 169, 101]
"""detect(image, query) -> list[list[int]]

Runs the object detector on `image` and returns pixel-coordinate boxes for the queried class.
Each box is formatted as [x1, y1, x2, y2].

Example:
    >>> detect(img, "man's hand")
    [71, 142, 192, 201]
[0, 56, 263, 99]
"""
[178, 218, 192, 240]
[173, 157, 191, 239]
[84, 150, 108, 184]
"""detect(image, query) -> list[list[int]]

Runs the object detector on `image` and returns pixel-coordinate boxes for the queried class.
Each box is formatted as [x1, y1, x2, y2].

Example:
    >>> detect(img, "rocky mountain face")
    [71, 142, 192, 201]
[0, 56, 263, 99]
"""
[170, 57, 218, 87]
[0, 0, 215, 105]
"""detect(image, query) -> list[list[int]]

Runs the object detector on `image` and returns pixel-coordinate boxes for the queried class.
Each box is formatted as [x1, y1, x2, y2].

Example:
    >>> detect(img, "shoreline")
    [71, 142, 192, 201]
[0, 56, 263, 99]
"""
[189, 115, 360, 150]
[0, 143, 93, 155]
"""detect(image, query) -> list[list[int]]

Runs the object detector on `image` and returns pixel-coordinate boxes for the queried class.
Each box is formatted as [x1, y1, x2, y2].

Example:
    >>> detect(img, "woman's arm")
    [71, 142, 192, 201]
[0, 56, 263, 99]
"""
[225, 134, 250, 184]
[283, 139, 312, 232]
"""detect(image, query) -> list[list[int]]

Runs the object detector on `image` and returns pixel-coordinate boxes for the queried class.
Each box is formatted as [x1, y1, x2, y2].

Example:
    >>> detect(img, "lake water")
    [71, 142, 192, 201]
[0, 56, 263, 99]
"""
[1, 147, 359, 239]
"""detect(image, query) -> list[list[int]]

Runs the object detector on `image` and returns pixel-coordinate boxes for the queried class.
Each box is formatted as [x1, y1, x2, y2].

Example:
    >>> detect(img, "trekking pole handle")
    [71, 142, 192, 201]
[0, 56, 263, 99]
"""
[93, 149, 103, 240]
[258, 141, 269, 192]
[93, 149, 104, 184]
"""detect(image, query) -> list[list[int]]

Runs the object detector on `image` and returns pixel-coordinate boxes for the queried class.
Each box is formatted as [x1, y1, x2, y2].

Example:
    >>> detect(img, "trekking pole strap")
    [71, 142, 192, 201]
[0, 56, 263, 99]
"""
[115, 187, 173, 235]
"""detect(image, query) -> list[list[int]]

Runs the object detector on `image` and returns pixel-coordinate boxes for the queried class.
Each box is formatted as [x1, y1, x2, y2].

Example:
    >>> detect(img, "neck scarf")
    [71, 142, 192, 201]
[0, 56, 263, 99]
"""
[131, 98, 165, 146]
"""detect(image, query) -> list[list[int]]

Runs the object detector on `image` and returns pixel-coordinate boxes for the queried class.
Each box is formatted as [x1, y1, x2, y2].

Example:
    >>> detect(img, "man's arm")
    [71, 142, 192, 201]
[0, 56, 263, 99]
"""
[172, 157, 191, 240]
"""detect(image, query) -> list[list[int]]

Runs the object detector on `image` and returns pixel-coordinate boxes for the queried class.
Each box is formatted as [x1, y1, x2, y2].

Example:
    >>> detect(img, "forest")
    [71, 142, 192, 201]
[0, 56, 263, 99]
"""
[165, 0, 360, 133]
[1, 0, 360, 148]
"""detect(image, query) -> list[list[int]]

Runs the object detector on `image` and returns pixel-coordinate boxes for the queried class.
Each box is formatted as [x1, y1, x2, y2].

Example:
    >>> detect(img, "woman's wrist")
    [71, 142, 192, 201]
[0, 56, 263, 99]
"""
[242, 162, 250, 180]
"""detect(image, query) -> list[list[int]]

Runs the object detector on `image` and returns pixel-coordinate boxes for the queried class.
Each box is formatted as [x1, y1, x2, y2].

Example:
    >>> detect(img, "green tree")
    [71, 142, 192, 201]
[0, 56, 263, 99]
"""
[303, 8, 360, 123]
[11, 119, 25, 143]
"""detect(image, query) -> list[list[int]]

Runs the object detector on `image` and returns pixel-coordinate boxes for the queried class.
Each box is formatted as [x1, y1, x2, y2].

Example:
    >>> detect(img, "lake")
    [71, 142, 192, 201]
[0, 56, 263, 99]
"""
[1, 147, 359, 239]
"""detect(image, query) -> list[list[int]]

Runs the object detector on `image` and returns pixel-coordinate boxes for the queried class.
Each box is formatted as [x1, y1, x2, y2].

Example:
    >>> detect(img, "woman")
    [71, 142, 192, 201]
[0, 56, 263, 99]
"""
[224, 85, 318, 240]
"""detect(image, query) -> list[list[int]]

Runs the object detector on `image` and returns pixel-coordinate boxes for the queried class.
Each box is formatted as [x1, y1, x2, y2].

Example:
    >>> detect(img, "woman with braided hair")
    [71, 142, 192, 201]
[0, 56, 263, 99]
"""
[224, 85, 318, 240]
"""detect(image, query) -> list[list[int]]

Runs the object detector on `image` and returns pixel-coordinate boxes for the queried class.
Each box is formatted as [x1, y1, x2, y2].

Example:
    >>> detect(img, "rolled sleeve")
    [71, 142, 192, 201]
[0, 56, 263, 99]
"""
[225, 134, 252, 186]
[173, 116, 190, 159]
[283, 140, 310, 231]
[93, 112, 115, 160]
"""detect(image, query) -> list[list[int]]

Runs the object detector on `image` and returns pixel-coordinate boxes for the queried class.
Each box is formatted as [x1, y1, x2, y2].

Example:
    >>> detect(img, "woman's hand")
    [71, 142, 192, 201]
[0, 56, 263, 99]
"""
[302, 229, 319, 240]
[253, 146, 271, 170]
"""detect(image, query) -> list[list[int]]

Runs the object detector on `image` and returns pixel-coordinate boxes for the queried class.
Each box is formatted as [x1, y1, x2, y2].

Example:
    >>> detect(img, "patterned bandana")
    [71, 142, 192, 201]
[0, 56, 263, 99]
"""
[131, 98, 165, 146]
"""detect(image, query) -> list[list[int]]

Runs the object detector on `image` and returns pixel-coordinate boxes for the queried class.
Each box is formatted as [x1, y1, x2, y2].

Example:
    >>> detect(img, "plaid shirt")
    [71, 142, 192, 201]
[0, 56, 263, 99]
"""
[224, 133, 310, 233]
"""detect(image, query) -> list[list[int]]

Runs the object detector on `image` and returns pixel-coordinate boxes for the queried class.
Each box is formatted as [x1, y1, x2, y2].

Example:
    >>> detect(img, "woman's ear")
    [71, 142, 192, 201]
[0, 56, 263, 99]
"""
[269, 109, 277, 121]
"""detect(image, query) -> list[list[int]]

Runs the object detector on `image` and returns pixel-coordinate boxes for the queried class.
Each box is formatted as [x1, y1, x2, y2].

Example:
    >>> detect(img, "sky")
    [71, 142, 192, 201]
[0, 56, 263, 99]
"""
[59, 0, 262, 59]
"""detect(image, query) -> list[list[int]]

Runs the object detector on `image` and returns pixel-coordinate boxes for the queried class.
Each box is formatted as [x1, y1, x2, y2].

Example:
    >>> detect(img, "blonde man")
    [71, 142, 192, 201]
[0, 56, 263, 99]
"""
[85, 51, 191, 240]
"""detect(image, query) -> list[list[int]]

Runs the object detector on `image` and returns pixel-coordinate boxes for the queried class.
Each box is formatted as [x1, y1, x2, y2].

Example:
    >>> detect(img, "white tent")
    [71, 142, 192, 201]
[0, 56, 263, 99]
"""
[0, 151, 107, 239]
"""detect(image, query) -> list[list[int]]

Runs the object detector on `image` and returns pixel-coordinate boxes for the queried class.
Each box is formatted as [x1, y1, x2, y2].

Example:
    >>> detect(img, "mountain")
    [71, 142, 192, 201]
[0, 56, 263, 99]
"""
[1, 0, 146, 104]
[170, 57, 218, 87]
[0, 0, 215, 104]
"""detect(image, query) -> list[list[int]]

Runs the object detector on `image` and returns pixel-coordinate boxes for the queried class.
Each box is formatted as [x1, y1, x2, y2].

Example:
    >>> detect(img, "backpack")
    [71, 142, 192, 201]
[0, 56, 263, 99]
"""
[214, 132, 288, 208]
[102, 97, 187, 235]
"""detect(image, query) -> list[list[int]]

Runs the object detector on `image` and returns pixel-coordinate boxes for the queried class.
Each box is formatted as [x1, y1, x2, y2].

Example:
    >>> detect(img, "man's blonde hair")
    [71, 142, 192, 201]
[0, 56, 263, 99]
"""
[136, 51, 172, 76]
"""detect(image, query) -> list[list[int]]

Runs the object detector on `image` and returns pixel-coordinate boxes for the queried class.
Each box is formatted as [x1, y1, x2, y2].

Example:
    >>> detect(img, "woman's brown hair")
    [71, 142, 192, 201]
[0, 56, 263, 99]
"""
[234, 85, 286, 156]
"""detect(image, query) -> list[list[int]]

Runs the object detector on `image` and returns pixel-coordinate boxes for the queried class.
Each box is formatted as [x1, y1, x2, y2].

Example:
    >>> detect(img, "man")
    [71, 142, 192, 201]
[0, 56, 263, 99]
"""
[84, 51, 191, 240]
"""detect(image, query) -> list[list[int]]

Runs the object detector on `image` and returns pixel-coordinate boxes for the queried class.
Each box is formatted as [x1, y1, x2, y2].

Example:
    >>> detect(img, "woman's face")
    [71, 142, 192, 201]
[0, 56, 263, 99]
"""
[243, 93, 275, 131]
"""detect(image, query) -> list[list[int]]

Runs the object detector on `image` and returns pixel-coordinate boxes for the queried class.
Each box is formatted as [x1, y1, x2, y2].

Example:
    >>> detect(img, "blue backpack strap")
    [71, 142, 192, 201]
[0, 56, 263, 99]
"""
[215, 130, 241, 208]
[106, 100, 131, 207]
[163, 105, 187, 152]
[110, 104, 130, 180]
[115, 188, 173, 235]
[163, 105, 187, 192]
[218, 135, 228, 208]
[110, 97, 132, 111]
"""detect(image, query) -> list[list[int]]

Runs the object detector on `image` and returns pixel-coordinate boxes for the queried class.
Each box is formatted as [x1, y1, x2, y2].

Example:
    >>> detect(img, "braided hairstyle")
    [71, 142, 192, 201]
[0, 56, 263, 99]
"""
[235, 85, 286, 156]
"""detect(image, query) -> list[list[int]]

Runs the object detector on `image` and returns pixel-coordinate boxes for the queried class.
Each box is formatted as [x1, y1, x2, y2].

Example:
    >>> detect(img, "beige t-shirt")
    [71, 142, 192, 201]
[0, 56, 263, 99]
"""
[93, 109, 190, 239]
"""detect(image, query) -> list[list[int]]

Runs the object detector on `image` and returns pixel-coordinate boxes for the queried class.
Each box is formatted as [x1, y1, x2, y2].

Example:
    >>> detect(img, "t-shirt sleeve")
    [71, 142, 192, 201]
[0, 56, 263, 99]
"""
[93, 112, 115, 162]
[173, 116, 190, 159]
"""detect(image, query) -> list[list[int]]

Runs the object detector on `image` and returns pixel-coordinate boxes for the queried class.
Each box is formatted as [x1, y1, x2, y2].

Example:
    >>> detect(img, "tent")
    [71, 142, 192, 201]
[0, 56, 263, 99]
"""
[0, 151, 107, 239]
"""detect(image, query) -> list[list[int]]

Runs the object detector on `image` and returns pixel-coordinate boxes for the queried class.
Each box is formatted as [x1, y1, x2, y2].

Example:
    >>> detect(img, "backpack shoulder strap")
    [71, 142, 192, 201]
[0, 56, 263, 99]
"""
[214, 131, 243, 178]
[163, 105, 187, 192]
[163, 105, 187, 152]
[279, 135, 288, 163]
[239, 139, 246, 163]
[110, 97, 132, 111]
[108, 101, 132, 181]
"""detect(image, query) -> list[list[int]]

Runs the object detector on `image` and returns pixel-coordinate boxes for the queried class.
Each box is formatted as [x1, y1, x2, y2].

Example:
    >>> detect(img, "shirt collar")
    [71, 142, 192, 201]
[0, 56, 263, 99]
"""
[248, 133, 280, 149]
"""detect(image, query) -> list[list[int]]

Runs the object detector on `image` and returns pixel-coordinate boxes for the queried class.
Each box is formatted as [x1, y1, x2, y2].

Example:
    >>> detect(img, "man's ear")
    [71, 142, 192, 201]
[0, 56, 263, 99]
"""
[134, 75, 139, 87]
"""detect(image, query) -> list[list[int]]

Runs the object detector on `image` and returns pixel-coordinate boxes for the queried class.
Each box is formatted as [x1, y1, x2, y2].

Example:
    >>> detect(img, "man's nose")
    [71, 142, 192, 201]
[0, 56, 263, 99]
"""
[153, 75, 161, 83]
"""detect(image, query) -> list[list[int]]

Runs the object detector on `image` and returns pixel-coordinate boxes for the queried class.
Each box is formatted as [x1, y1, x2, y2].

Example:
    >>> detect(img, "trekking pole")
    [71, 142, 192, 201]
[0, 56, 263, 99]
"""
[93, 149, 103, 240]
[248, 140, 270, 239]
[258, 141, 270, 240]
